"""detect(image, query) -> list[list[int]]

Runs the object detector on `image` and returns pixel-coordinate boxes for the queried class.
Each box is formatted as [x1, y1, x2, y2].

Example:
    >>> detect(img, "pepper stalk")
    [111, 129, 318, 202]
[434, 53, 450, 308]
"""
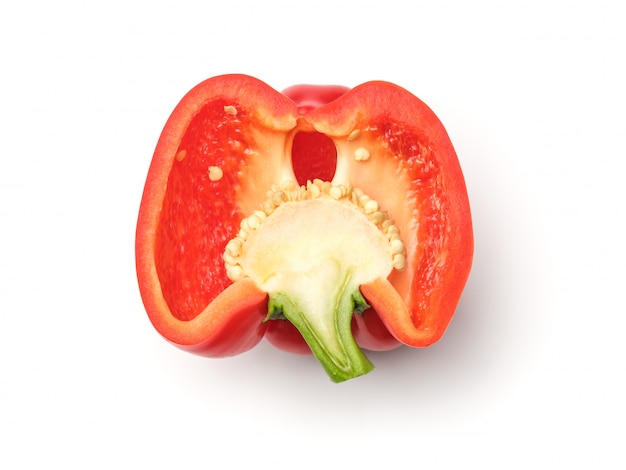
[224, 179, 406, 382]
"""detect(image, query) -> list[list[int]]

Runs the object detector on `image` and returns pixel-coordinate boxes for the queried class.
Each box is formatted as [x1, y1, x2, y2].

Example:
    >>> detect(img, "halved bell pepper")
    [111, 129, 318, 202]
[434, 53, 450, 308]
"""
[135, 74, 473, 382]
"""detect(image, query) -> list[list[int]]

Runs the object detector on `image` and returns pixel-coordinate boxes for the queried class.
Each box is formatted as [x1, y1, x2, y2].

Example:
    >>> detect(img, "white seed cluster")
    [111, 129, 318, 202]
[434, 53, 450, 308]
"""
[224, 180, 407, 282]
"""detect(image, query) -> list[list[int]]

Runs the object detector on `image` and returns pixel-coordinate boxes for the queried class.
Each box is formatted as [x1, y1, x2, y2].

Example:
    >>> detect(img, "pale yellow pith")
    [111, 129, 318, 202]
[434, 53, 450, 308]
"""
[224, 179, 406, 284]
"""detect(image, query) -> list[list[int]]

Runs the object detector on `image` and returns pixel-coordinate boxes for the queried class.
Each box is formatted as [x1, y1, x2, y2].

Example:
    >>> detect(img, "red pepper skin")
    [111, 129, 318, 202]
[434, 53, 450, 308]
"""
[281, 84, 349, 114]
[136, 74, 473, 360]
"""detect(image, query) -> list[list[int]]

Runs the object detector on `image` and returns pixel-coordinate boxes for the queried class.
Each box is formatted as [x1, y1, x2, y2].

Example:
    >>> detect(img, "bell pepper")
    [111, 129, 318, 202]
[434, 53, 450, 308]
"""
[135, 74, 473, 382]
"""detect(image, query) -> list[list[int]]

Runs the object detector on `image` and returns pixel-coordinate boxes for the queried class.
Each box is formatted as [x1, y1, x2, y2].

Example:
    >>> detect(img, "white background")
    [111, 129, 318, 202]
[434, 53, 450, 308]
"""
[1, 0, 624, 467]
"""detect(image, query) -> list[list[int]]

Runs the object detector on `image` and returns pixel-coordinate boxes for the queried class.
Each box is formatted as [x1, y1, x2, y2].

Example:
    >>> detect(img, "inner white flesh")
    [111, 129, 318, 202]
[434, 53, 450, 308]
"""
[239, 198, 393, 356]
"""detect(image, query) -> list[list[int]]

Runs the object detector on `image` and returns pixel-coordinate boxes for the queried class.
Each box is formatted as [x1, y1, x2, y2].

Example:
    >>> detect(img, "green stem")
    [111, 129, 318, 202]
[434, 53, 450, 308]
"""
[267, 276, 374, 383]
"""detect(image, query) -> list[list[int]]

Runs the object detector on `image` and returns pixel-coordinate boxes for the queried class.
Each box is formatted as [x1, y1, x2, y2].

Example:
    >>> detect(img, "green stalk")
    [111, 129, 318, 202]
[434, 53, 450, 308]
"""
[267, 273, 374, 383]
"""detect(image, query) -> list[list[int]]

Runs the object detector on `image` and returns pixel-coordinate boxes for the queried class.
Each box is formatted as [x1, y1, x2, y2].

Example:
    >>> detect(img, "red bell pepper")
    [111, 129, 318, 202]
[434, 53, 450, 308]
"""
[136, 74, 473, 382]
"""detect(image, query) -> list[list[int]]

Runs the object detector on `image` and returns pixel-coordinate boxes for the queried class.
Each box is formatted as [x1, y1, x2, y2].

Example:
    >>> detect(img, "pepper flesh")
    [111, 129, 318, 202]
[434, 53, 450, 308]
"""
[135, 74, 473, 381]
